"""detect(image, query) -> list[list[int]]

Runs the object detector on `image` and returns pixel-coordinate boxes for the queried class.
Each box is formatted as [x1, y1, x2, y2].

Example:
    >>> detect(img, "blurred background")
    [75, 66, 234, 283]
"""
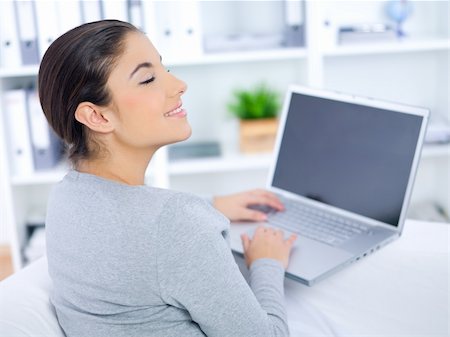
[0, 0, 449, 275]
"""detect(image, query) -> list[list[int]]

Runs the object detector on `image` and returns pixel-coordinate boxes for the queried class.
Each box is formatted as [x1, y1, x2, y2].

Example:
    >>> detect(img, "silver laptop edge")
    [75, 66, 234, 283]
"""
[230, 85, 429, 286]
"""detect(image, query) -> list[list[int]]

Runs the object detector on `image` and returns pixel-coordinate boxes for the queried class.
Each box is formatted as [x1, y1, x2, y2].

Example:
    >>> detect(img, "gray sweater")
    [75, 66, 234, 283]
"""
[46, 170, 289, 337]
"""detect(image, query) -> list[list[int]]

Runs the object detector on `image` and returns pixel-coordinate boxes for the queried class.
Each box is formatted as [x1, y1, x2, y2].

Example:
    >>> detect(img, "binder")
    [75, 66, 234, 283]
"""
[3, 89, 35, 176]
[25, 88, 62, 171]
[174, 1, 203, 58]
[285, 0, 303, 26]
[151, 1, 203, 59]
[35, 0, 59, 59]
[141, 1, 158, 43]
[80, 0, 103, 23]
[13, 0, 40, 65]
[128, 0, 144, 31]
[283, 0, 304, 47]
[56, 0, 82, 35]
[101, 0, 128, 21]
[0, 0, 21, 68]
[153, 1, 178, 59]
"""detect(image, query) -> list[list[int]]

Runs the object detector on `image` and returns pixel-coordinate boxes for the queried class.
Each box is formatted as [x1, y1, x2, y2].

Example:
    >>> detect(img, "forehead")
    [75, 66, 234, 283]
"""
[117, 32, 159, 66]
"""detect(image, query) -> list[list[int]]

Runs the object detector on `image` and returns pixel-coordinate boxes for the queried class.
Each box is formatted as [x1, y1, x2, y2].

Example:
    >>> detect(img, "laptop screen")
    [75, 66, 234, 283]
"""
[272, 92, 424, 226]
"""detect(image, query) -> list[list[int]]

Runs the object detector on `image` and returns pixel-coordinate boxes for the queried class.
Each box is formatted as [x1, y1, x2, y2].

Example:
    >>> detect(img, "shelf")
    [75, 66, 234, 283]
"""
[11, 169, 68, 186]
[0, 65, 40, 78]
[166, 48, 307, 66]
[9, 153, 272, 185]
[421, 143, 450, 159]
[168, 153, 273, 175]
[9, 143, 449, 185]
[323, 38, 450, 57]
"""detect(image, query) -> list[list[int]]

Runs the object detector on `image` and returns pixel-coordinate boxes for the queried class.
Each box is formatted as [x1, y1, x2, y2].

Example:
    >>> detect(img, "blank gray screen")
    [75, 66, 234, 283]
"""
[272, 93, 423, 226]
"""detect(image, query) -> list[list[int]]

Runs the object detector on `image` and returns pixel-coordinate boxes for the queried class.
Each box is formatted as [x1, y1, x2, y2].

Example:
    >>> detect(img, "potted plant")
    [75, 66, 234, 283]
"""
[227, 83, 281, 153]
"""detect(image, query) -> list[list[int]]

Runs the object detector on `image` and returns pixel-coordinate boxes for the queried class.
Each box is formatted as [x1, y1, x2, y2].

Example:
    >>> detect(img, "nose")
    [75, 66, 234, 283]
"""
[170, 73, 187, 97]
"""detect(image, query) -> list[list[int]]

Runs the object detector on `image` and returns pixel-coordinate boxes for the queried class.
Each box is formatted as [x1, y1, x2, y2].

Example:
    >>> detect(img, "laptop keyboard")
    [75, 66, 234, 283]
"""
[264, 198, 370, 246]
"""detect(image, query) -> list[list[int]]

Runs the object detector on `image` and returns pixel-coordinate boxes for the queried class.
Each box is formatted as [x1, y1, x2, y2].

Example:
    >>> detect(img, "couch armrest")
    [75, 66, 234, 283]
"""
[0, 257, 65, 337]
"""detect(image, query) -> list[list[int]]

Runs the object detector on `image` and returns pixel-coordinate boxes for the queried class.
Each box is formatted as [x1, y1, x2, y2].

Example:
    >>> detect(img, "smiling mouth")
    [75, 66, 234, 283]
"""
[164, 104, 186, 117]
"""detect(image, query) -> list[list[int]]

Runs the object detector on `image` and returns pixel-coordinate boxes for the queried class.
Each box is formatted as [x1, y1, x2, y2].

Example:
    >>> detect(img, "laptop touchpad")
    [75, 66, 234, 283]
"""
[287, 236, 353, 281]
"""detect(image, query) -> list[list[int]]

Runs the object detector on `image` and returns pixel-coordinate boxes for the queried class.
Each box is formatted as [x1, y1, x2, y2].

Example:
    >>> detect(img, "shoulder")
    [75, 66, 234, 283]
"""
[159, 191, 230, 238]
[52, 170, 176, 206]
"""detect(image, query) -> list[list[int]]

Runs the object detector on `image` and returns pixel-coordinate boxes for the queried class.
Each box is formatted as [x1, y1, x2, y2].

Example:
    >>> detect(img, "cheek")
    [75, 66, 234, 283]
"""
[117, 91, 166, 135]
[120, 90, 164, 119]
[121, 91, 150, 110]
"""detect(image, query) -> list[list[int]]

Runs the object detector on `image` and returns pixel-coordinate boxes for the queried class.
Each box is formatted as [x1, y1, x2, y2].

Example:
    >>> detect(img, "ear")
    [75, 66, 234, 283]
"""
[74, 102, 114, 133]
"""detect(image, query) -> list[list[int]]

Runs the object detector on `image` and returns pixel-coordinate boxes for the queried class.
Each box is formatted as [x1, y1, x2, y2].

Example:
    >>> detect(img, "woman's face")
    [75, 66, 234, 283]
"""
[105, 32, 191, 151]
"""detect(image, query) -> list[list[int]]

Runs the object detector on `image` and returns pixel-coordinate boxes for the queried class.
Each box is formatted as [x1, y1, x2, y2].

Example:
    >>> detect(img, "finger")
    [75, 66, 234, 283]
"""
[239, 209, 268, 222]
[286, 234, 298, 247]
[248, 192, 285, 211]
[255, 225, 267, 235]
[252, 189, 280, 200]
[259, 190, 285, 208]
[241, 234, 250, 251]
[263, 227, 275, 235]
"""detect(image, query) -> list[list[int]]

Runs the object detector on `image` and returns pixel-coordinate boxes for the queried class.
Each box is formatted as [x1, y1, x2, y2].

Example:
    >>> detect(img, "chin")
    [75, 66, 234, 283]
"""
[176, 123, 191, 141]
[166, 125, 192, 146]
[181, 126, 192, 141]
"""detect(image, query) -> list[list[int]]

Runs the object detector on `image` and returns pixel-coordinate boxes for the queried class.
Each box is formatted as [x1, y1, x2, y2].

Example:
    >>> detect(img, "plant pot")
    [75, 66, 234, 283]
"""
[239, 118, 278, 153]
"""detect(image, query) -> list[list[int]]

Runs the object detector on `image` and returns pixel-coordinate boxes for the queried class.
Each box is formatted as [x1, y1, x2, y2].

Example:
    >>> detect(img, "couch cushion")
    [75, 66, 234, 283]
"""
[0, 257, 65, 337]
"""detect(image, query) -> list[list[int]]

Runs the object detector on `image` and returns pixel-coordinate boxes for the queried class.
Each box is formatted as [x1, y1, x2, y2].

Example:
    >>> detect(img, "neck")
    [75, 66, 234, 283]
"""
[76, 147, 156, 186]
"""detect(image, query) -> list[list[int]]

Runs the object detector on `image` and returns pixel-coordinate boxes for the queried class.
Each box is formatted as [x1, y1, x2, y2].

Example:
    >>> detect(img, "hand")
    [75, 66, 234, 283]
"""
[241, 226, 297, 269]
[213, 189, 284, 222]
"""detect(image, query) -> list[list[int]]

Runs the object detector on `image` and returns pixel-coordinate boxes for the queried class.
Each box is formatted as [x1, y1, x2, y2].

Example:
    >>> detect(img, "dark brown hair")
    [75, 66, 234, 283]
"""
[38, 20, 140, 166]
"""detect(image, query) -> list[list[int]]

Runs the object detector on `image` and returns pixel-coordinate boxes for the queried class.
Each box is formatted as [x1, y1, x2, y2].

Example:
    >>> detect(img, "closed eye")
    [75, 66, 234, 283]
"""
[139, 77, 155, 85]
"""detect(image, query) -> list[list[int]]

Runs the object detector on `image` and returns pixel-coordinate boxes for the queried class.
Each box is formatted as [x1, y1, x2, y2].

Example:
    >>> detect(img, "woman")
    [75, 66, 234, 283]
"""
[39, 20, 297, 337]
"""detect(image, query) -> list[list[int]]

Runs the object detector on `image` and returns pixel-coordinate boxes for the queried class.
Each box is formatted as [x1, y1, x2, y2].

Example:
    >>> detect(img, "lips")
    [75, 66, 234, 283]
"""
[164, 103, 186, 117]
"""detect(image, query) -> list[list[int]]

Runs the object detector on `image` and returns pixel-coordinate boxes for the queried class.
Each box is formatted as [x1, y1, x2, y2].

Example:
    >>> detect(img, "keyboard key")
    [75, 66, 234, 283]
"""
[268, 196, 369, 246]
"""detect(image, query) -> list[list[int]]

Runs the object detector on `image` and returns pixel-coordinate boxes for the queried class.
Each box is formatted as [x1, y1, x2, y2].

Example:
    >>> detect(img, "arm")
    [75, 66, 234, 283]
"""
[157, 194, 290, 337]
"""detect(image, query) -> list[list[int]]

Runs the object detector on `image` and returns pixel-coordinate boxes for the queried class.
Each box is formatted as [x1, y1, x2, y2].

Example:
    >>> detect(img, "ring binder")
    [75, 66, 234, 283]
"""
[0, 0, 21, 68]
[14, 0, 40, 65]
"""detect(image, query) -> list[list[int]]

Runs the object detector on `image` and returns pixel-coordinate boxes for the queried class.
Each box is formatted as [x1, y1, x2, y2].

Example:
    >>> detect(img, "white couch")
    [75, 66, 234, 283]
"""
[1, 219, 447, 337]
[0, 257, 65, 337]
[0, 256, 341, 337]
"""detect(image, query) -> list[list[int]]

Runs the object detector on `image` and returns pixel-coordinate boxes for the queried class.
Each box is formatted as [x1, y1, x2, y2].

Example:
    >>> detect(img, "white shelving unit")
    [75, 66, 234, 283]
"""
[323, 37, 450, 56]
[1, 0, 449, 271]
[169, 153, 273, 175]
[166, 47, 307, 66]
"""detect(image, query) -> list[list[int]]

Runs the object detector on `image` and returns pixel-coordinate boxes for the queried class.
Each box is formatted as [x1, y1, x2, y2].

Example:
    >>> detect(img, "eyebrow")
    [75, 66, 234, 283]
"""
[129, 56, 163, 79]
[129, 62, 153, 79]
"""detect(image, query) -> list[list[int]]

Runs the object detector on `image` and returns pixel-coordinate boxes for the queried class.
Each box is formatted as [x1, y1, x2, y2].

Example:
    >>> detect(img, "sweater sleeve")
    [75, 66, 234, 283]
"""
[156, 193, 289, 337]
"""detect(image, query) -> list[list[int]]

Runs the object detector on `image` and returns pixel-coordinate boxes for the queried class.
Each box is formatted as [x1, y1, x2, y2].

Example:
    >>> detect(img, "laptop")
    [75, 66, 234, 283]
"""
[231, 85, 429, 286]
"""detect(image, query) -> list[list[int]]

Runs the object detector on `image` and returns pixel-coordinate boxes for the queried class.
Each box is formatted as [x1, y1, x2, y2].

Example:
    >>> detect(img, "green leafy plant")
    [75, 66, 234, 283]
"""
[227, 83, 281, 120]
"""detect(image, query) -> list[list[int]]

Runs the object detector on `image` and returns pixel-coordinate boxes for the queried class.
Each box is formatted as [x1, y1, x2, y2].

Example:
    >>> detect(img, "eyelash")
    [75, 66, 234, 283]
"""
[140, 77, 155, 85]
[139, 68, 170, 85]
